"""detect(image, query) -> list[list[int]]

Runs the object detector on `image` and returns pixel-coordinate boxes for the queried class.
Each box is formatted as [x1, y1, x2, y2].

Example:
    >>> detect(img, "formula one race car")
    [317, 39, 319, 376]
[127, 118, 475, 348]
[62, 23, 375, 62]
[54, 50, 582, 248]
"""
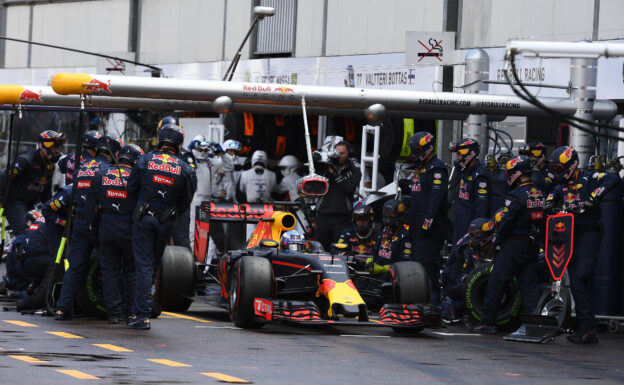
[157, 201, 441, 332]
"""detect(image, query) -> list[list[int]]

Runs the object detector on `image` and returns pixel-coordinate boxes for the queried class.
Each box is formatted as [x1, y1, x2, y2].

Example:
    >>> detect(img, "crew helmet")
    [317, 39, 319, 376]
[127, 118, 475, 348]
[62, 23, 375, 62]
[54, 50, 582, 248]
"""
[468, 217, 496, 250]
[157, 116, 182, 132]
[382, 199, 406, 228]
[83, 130, 102, 149]
[223, 139, 242, 153]
[280, 230, 307, 252]
[449, 138, 480, 171]
[549, 146, 579, 183]
[251, 150, 269, 168]
[505, 155, 532, 186]
[158, 123, 185, 151]
[96, 132, 123, 157]
[519, 141, 547, 160]
[119, 144, 144, 166]
[278, 155, 300, 173]
[408, 131, 435, 168]
[352, 204, 374, 238]
[39, 130, 66, 162]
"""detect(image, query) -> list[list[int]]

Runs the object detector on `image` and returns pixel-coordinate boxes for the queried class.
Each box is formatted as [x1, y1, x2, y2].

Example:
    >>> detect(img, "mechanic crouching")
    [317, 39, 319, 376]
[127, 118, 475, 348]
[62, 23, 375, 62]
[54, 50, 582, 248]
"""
[337, 204, 379, 259]
[90, 144, 144, 324]
[441, 217, 495, 323]
[368, 200, 412, 276]
[546, 146, 619, 344]
[127, 124, 196, 330]
[54, 133, 118, 320]
[469, 155, 544, 333]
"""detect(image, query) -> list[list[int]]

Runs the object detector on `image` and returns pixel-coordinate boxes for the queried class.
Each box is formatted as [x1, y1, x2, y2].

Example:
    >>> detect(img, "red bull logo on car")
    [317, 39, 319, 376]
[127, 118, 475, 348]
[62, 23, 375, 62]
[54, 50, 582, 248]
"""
[18, 89, 43, 103]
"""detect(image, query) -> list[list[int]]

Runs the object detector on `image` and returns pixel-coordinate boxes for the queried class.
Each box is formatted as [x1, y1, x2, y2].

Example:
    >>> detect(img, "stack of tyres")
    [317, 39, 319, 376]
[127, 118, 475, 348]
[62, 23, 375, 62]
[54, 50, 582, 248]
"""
[595, 174, 624, 316]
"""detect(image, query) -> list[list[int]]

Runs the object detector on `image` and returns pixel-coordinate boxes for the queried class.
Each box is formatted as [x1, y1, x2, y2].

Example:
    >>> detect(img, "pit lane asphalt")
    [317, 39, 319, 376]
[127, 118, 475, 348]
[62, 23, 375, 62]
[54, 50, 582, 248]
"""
[1, 295, 623, 385]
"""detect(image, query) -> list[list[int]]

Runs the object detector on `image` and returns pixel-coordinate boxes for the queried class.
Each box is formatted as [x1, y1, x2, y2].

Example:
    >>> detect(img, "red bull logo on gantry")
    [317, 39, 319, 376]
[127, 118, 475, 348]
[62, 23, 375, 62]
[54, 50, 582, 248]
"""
[274, 86, 294, 93]
[85, 78, 112, 94]
[18, 89, 43, 103]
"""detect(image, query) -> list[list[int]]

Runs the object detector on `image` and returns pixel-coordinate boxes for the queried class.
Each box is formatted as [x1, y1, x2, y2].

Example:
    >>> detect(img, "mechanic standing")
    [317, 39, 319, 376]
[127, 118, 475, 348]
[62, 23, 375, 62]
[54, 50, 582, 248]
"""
[449, 138, 490, 243]
[337, 204, 379, 256]
[519, 141, 553, 195]
[470, 155, 544, 333]
[54, 133, 120, 320]
[90, 144, 144, 324]
[0, 130, 65, 236]
[57, 130, 102, 187]
[127, 124, 196, 330]
[400, 132, 447, 306]
[315, 141, 362, 251]
[546, 146, 618, 343]
[221, 139, 244, 202]
[441, 217, 495, 323]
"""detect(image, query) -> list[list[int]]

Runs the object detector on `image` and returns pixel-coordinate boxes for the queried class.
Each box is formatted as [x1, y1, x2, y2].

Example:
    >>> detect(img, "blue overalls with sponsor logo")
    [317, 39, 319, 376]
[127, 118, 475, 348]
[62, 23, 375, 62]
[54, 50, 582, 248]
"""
[481, 182, 544, 326]
[90, 164, 137, 318]
[409, 156, 448, 305]
[127, 150, 196, 320]
[454, 162, 490, 242]
[55, 154, 110, 313]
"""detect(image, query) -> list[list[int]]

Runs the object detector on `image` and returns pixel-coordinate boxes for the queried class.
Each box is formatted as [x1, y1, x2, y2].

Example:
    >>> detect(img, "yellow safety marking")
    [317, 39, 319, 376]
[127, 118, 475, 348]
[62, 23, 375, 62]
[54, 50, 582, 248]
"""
[46, 331, 84, 339]
[92, 344, 133, 352]
[56, 369, 100, 379]
[3, 320, 38, 327]
[200, 372, 251, 383]
[161, 311, 213, 323]
[147, 359, 191, 367]
[8, 355, 47, 363]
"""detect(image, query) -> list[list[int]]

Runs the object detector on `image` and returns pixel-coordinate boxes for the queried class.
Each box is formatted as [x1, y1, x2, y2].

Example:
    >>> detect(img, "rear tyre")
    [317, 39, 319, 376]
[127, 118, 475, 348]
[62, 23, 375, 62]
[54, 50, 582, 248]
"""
[390, 261, 430, 333]
[156, 246, 195, 312]
[463, 262, 522, 331]
[76, 255, 107, 319]
[228, 256, 273, 328]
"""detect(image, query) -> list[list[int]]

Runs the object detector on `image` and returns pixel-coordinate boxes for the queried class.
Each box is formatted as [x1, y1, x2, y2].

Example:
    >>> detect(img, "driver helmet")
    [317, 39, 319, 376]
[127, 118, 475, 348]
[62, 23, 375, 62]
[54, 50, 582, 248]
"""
[280, 230, 307, 252]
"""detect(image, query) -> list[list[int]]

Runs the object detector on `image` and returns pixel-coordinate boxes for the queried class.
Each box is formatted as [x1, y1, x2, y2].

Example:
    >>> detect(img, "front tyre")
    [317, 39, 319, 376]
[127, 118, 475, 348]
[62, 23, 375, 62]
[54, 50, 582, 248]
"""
[389, 261, 430, 333]
[229, 256, 273, 328]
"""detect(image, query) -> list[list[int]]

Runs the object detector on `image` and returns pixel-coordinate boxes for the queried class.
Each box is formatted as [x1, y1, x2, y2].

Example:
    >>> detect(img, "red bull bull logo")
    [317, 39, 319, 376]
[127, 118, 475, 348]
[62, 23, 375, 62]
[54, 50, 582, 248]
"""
[481, 221, 494, 232]
[148, 154, 181, 174]
[84, 160, 99, 169]
[554, 222, 566, 232]
[527, 188, 541, 198]
[85, 78, 112, 94]
[18, 89, 43, 103]
[153, 153, 178, 164]
[506, 157, 522, 171]
[420, 133, 433, 146]
[106, 169, 131, 177]
[274, 86, 294, 93]
[559, 147, 574, 164]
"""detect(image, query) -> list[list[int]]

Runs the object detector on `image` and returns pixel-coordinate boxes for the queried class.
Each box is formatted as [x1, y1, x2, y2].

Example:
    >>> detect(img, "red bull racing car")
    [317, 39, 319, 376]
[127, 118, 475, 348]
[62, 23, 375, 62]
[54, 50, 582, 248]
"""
[157, 201, 441, 332]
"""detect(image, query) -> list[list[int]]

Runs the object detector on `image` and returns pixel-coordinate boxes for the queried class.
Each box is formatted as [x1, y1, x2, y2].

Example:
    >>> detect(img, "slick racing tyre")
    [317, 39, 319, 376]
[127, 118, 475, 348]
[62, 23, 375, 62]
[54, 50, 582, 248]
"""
[463, 262, 521, 331]
[389, 261, 430, 333]
[155, 246, 195, 312]
[535, 286, 571, 329]
[76, 254, 107, 319]
[229, 256, 273, 328]
[390, 261, 430, 304]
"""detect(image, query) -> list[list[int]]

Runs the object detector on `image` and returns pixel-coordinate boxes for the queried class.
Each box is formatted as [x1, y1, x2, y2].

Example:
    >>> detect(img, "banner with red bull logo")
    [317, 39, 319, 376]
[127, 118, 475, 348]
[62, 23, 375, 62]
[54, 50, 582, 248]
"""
[544, 212, 574, 281]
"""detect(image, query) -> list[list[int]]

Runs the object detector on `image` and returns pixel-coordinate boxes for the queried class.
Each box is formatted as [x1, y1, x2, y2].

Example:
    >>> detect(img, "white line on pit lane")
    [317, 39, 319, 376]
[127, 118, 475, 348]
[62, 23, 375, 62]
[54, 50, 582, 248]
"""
[195, 325, 242, 329]
[340, 334, 391, 338]
[433, 332, 481, 336]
